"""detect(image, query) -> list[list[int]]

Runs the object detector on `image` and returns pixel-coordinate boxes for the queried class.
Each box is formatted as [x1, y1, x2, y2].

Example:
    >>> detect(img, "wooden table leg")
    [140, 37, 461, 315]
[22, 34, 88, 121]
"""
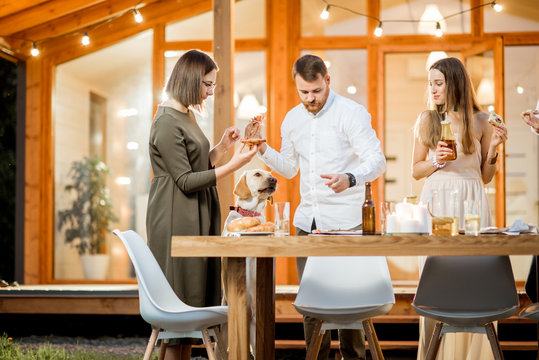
[227, 257, 249, 360]
[256, 257, 275, 360]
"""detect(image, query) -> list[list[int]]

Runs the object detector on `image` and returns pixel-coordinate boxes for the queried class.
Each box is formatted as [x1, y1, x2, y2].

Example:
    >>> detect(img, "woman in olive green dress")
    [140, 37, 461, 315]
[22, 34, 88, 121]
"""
[146, 49, 258, 360]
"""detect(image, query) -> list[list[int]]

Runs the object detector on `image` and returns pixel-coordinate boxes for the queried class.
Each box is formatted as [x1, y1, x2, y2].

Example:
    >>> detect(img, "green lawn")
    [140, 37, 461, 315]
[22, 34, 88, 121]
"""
[0, 334, 157, 360]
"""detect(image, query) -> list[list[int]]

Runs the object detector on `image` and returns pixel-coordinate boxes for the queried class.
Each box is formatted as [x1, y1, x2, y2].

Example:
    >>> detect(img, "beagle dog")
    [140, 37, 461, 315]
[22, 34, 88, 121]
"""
[222, 169, 277, 235]
[220, 169, 277, 356]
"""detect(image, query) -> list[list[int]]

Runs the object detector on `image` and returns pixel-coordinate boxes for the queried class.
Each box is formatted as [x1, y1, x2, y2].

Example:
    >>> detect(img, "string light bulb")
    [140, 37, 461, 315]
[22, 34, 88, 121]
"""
[320, 5, 330, 20]
[133, 8, 143, 23]
[374, 21, 383, 37]
[434, 22, 443, 37]
[81, 32, 90, 46]
[491, 1, 503, 12]
[516, 85, 524, 94]
[30, 42, 39, 56]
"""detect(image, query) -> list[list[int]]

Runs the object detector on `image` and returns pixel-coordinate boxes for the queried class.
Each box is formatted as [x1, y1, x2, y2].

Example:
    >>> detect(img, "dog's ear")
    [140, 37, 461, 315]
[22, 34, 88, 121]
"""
[234, 173, 251, 199]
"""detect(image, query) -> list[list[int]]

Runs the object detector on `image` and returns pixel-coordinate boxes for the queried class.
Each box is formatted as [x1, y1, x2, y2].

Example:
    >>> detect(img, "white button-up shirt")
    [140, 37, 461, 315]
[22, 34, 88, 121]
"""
[259, 90, 386, 232]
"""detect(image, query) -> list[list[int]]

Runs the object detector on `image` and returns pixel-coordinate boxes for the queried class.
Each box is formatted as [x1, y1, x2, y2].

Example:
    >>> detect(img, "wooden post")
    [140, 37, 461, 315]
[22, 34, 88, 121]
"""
[213, 0, 235, 229]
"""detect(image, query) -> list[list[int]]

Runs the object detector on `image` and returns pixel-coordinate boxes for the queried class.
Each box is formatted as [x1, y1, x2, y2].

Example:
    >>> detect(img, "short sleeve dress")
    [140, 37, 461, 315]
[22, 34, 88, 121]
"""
[146, 106, 221, 308]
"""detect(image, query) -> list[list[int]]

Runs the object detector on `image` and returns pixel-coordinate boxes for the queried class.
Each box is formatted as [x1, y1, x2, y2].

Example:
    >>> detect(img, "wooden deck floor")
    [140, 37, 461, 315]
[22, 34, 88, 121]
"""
[0, 283, 537, 352]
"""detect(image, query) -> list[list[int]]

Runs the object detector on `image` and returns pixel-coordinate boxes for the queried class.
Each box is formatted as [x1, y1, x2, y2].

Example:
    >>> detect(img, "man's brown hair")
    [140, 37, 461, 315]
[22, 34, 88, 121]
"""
[165, 49, 218, 112]
[292, 54, 328, 81]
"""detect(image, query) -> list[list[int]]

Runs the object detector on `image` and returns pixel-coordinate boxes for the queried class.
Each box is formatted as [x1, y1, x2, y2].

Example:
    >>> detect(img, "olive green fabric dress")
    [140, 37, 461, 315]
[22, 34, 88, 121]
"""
[146, 106, 221, 308]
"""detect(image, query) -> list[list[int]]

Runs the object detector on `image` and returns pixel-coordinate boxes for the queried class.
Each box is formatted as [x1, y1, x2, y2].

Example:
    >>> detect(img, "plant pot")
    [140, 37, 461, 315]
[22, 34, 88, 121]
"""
[81, 254, 109, 280]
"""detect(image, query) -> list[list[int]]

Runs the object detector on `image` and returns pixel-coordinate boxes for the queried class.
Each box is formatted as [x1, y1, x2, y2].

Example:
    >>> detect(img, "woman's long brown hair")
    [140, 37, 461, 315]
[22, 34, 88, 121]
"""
[415, 57, 482, 154]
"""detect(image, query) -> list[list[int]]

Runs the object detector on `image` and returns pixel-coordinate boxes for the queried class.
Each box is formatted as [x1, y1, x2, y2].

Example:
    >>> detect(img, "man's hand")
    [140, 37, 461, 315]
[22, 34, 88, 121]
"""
[521, 110, 539, 134]
[320, 173, 350, 193]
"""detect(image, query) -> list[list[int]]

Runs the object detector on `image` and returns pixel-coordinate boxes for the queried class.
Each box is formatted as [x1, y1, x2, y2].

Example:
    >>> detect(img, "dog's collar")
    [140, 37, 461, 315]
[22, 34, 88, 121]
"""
[229, 206, 261, 217]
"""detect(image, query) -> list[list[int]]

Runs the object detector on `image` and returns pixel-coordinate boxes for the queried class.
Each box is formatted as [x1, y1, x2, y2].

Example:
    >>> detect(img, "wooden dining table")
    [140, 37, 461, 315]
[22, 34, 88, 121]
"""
[171, 233, 539, 360]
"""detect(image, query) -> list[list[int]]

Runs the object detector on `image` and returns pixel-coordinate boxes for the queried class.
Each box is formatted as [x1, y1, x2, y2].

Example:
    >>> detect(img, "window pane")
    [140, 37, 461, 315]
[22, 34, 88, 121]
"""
[54, 30, 153, 280]
[165, 0, 265, 41]
[301, 0, 366, 36]
[233, 51, 267, 179]
[301, 49, 367, 105]
[504, 45, 539, 228]
[381, 0, 470, 35]
[484, 0, 539, 33]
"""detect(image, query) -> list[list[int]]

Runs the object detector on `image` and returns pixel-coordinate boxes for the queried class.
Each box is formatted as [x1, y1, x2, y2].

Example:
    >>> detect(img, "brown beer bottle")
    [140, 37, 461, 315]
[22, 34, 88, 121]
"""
[440, 115, 457, 161]
[362, 182, 375, 235]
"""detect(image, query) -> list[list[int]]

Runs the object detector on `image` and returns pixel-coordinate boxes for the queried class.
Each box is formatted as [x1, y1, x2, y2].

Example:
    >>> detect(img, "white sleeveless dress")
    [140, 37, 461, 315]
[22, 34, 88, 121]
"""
[417, 137, 494, 360]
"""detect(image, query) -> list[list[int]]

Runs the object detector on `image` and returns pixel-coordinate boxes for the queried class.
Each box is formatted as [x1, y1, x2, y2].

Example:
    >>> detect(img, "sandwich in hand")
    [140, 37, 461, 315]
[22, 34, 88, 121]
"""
[488, 111, 506, 129]
[241, 115, 266, 149]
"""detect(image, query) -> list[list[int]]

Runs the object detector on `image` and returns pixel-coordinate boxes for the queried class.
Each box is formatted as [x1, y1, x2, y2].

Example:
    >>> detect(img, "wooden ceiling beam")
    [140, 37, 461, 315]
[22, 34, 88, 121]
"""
[41, 0, 212, 64]
[0, 0, 48, 18]
[12, 0, 160, 43]
[0, 0, 107, 36]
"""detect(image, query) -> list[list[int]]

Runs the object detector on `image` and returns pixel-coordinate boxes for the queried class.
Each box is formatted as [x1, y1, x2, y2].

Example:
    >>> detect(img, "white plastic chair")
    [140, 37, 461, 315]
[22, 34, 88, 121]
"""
[412, 256, 519, 360]
[113, 230, 228, 360]
[293, 256, 395, 360]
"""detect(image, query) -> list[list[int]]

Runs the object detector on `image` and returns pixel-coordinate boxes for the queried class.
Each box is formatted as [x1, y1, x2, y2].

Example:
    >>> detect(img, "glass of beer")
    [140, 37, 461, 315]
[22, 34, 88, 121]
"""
[429, 189, 459, 236]
[464, 199, 480, 236]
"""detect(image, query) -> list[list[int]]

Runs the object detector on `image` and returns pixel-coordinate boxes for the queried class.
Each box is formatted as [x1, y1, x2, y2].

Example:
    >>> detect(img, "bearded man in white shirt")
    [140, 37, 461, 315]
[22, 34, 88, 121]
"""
[258, 54, 386, 360]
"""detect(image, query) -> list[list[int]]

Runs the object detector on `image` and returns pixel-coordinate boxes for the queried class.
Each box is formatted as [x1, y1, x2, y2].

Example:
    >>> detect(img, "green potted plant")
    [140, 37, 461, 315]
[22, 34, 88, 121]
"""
[57, 156, 118, 279]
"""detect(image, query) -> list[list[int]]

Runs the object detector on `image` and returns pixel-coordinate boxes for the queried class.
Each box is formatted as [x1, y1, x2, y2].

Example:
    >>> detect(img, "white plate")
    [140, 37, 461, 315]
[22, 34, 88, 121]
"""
[235, 231, 274, 236]
[310, 229, 363, 235]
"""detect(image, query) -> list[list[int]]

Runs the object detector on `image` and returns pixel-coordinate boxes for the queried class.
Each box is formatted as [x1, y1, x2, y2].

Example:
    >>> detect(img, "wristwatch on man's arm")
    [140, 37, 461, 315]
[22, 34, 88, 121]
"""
[346, 173, 356, 188]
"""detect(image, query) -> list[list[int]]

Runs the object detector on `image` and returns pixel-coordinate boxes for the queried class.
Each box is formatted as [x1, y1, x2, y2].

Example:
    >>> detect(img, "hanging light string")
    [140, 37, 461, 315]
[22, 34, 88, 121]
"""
[320, 0, 502, 37]
[0, 0, 145, 57]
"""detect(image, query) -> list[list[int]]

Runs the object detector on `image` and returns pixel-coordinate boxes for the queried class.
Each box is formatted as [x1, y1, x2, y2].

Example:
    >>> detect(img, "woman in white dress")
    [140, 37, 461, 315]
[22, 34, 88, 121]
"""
[411, 57, 508, 360]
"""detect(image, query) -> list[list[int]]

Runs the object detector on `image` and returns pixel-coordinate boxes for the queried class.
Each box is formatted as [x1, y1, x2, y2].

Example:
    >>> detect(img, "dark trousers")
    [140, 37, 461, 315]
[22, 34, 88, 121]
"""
[296, 221, 366, 360]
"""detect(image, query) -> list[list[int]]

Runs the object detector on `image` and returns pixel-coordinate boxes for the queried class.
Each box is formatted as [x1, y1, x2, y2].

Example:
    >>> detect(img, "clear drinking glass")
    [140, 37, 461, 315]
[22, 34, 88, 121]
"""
[380, 201, 396, 235]
[274, 201, 290, 236]
[429, 189, 459, 236]
[464, 199, 481, 236]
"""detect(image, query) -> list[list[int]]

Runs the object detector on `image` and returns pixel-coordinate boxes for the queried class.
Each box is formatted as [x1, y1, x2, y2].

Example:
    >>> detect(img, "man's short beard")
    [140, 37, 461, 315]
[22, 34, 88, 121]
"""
[303, 101, 323, 114]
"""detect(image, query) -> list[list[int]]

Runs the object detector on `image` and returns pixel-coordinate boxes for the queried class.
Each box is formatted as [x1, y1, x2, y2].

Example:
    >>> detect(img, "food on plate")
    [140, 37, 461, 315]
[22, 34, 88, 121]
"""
[226, 217, 261, 232]
[522, 109, 539, 117]
[241, 115, 266, 149]
[245, 222, 275, 232]
[488, 111, 505, 129]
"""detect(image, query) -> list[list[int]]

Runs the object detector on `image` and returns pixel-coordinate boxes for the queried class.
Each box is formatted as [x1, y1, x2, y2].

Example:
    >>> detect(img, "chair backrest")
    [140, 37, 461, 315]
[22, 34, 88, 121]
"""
[294, 256, 395, 309]
[413, 256, 518, 312]
[113, 230, 192, 313]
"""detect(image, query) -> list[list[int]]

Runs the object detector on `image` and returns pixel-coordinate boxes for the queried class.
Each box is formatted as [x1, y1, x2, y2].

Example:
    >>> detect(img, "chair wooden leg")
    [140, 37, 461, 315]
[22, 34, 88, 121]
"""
[425, 322, 444, 360]
[211, 325, 228, 360]
[202, 328, 217, 360]
[305, 319, 324, 360]
[362, 318, 384, 360]
[485, 322, 504, 360]
[143, 329, 159, 360]
[158, 340, 167, 360]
